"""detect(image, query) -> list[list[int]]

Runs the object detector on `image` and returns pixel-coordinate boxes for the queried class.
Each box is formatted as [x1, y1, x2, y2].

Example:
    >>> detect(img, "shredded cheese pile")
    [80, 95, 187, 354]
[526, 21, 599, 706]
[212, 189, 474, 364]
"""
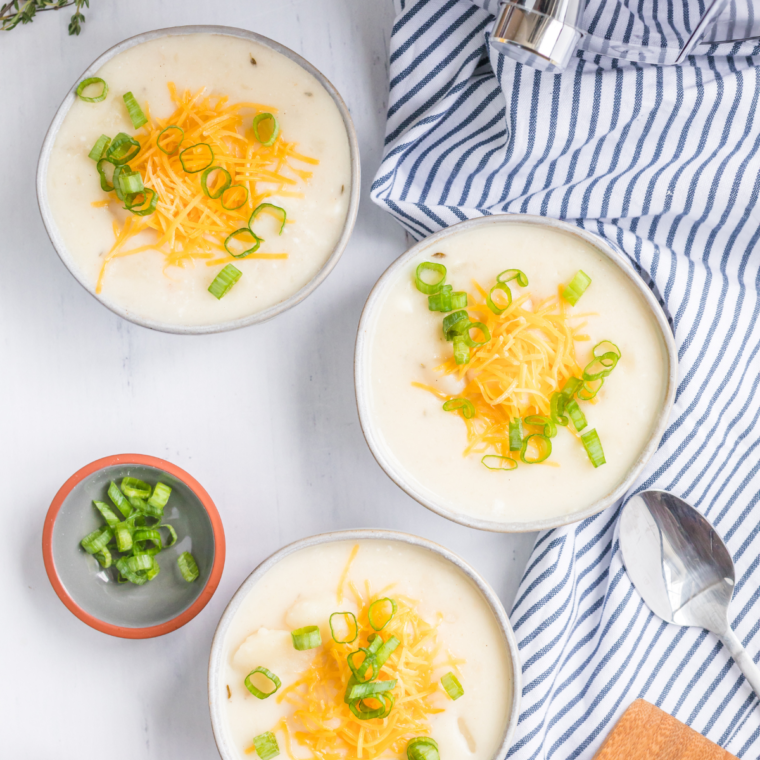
[94, 83, 319, 292]
[415, 283, 592, 462]
[271, 547, 461, 759]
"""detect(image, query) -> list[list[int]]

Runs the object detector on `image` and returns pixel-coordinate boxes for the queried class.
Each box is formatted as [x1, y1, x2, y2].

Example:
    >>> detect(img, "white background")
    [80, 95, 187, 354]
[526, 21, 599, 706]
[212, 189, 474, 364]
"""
[0, 1, 536, 755]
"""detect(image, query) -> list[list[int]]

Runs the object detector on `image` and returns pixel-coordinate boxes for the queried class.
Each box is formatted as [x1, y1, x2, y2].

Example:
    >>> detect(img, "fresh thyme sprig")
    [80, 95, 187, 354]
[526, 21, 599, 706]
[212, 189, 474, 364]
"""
[1, 0, 91, 35]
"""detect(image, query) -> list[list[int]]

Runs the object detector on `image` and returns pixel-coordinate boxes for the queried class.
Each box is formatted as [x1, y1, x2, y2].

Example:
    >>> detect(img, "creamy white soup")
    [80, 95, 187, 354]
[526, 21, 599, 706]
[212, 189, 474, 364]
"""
[46, 34, 352, 327]
[360, 222, 669, 526]
[219, 540, 513, 760]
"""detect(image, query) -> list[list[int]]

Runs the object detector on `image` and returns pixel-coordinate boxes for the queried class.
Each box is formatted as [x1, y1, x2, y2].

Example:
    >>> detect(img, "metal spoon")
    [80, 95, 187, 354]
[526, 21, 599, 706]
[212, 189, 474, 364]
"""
[619, 489, 760, 696]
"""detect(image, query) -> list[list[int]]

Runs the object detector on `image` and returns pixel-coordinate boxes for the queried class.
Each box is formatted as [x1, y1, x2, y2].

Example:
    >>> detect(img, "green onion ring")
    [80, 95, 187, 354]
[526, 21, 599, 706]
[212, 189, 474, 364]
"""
[481, 455, 517, 471]
[347, 649, 377, 683]
[244, 667, 281, 699]
[577, 377, 604, 400]
[124, 554, 153, 573]
[550, 392, 569, 426]
[88, 134, 111, 161]
[252, 732, 280, 760]
[252, 113, 280, 146]
[201, 166, 232, 199]
[487, 282, 512, 315]
[106, 132, 141, 165]
[562, 270, 592, 306]
[249, 202, 287, 236]
[108, 481, 132, 518]
[441, 672, 464, 700]
[179, 142, 214, 173]
[565, 399, 588, 432]
[415, 262, 447, 295]
[118, 170, 144, 197]
[224, 228, 262, 258]
[509, 418, 523, 451]
[128, 495, 163, 519]
[147, 483, 172, 510]
[348, 680, 397, 700]
[156, 125, 184, 155]
[407, 737, 440, 760]
[95, 548, 112, 569]
[123, 91, 148, 129]
[114, 522, 134, 553]
[348, 692, 394, 721]
[451, 291, 467, 310]
[461, 321, 491, 348]
[209, 264, 242, 299]
[442, 309, 468, 339]
[115, 556, 151, 585]
[496, 268, 529, 287]
[93, 500, 120, 529]
[583, 354, 619, 380]
[133, 529, 162, 556]
[524, 414, 557, 438]
[520, 434, 553, 464]
[81, 526, 112, 555]
[442, 398, 475, 419]
[373, 634, 400, 670]
[368, 598, 398, 631]
[221, 185, 249, 210]
[76, 77, 108, 102]
[329, 612, 358, 644]
[581, 428, 606, 468]
[96, 158, 118, 192]
[124, 188, 159, 216]
[158, 523, 178, 547]
[112, 165, 128, 200]
[291, 625, 322, 651]
[561, 377, 583, 399]
[453, 335, 470, 365]
[177, 551, 200, 582]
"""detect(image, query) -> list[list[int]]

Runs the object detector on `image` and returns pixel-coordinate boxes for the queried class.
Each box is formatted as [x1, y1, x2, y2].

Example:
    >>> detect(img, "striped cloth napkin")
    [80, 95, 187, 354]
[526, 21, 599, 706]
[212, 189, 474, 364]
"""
[371, 1, 760, 757]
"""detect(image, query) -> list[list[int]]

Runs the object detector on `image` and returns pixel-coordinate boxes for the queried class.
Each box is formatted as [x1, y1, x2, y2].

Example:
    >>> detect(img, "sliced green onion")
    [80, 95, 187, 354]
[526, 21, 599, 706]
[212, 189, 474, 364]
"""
[95, 547, 112, 569]
[244, 667, 281, 699]
[347, 649, 377, 684]
[177, 551, 200, 582]
[252, 731, 280, 760]
[209, 264, 242, 299]
[252, 113, 280, 146]
[133, 529, 162, 556]
[348, 680, 397, 700]
[129, 495, 163, 519]
[561, 377, 583, 399]
[581, 429, 606, 468]
[329, 612, 358, 644]
[124, 188, 159, 216]
[115, 556, 150, 585]
[520, 434, 552, 464]
[497, 268, 529, 287]
[121, 477, 151, 499]
[93, 500, 120, 529]
[373, 634, 399, 669]
[415, 262, 447, 295]
[250, 203, 287, 235]
[550, 392, 569, 426]
[108, 481, 132, 518]
[81, 526, 112, 555]
[179, 142, 214, 173]
[124, 554, 153, 573]
[221, 185, 249, 210]
[442, 309, 468, 339]
[224, 228, 262, 258]
[106, 132, 140, 165]
[593, 341, 622, 365]
[158, 523, 178, 548]
[88, 134, 111, 161]
[123, 92, 147, 129]
[368, 598, 398, 631]
[76, 77, 108, 102]
[407, 738, 440, 760]
[562, 270, 592, 306]
[565, 399, 587, 431]
[481, 455, 517, 471]
[348, 692, 394, 721]
[96, 158, 117, 192]
[461, 321, 491, 348]
[583, 355, 619, 381]
[147, 482, 172, 510]
[114, 522, 133, 553]
[201, 166, 232, 199]
[428, 285, 452, 312]
[524, 415, 557, 438]
[157, 125, 184, 155]
[118, 170, 144, 196]
[509, 418, 523, 451]
[441, 672, 464, 700]
[451, 292, 467, 309]
[487, 282, 512, 315]
[442, 398, 475, 419]
[577, 377, 604, 401]
[453, 335, 470, 365]
[291, 626, 322, 651]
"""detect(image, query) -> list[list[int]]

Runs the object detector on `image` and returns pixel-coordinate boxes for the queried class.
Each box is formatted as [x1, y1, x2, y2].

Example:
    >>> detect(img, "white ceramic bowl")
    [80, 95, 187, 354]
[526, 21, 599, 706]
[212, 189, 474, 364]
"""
[37, 26, 360, 335]
[355, 215, 678, 533]
[208, 529, 522, 759]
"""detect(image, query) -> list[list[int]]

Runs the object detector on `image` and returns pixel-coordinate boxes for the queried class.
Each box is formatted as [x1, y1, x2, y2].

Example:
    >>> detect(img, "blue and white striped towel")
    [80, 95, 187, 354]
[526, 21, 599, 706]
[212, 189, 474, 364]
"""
[371, 1, 760, 757]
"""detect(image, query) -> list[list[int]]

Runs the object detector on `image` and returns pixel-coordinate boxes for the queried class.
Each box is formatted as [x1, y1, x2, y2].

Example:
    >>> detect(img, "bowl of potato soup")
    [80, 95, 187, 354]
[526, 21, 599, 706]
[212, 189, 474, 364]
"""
[355, 215, 677, 533]
[37, 26, 359, 334]
[208, 530, 521, 760]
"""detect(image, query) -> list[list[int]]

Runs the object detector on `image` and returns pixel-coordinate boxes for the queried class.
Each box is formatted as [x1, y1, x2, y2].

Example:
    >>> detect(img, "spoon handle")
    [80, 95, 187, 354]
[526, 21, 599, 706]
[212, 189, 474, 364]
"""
[721, 627, 760, 698]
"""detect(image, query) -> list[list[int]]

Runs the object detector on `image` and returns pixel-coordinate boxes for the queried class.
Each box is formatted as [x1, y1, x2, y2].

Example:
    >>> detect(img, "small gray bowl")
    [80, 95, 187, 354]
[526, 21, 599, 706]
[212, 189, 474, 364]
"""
[43, 454, 225, 638]
[36, 26, 361, 335]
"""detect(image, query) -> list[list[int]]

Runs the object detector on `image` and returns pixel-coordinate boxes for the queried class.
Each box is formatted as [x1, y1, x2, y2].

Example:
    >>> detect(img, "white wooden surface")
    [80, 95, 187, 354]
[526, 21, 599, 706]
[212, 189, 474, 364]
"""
[0, 1, 537, 755]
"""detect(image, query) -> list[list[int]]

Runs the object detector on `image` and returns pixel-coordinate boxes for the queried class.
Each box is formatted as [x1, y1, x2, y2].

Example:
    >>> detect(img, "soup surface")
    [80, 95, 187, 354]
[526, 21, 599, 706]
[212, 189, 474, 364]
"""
[46, 34, 352, 327]
[219, 539, 513, 759]
[361, 222, 669, 526]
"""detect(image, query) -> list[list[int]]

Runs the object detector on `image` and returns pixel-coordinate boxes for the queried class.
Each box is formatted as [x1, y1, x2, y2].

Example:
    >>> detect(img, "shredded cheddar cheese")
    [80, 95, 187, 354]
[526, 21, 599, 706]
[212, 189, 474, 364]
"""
[415, 283, 593, 463]
[275, 546, 456, 759]
[93, 84, 319, 293]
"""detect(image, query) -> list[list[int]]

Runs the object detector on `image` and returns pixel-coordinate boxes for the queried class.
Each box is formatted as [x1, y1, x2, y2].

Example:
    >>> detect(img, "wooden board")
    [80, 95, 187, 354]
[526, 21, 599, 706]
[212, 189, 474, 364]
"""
[593, 699, 737, 760]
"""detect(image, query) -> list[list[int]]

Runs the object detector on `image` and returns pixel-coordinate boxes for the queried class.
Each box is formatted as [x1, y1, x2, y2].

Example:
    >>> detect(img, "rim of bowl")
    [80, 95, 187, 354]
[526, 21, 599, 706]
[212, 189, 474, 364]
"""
[207, 528, 522, 760]
[42, 453, 226, 638]
[354, 214, 679, 534]
[36, 25, 361, 335]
